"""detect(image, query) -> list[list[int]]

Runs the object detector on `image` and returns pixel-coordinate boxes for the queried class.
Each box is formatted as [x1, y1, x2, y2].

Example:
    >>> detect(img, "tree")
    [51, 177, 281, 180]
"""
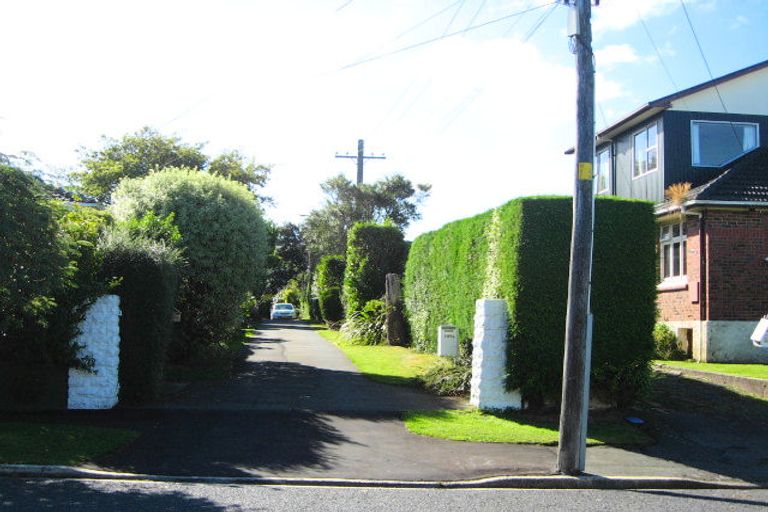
[74, 127, 207, 202]
[302, 174, 429, 260]
[110, 167, 268, 356]
[209, 150, 272, 203]
[264, 222, 307, 295]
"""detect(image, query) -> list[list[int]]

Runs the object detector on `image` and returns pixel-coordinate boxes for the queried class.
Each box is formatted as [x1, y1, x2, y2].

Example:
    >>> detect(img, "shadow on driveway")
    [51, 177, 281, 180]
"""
[622, 372, 768, 484]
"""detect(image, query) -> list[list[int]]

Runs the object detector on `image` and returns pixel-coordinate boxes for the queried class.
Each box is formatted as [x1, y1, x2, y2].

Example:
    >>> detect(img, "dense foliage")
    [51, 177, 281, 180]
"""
[404, 197, 657, 407]
[302, 174, 430, 260]
[653, 323, 686, 360]
[74, 127, 207, 202]
[99, 229, 181, 404]
[315, 255, 346, 323]
[0, 165, 111, 406]
[110, 167, 268, 357]
[343, 222, 408, 315]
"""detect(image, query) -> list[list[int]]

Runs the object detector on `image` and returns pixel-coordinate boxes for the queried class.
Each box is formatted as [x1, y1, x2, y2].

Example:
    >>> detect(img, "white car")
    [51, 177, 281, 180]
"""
[270, 303, 296, 320]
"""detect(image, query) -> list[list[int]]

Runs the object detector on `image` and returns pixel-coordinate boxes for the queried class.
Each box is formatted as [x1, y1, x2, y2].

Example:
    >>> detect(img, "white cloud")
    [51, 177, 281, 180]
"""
[594, 44, 640, 68]
[730, 15, 750, 30]
[593, 0, 682, 33]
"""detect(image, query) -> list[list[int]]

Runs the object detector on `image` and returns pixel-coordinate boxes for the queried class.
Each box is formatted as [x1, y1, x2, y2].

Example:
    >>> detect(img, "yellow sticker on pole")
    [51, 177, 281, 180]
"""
[578, 162, 593, 181]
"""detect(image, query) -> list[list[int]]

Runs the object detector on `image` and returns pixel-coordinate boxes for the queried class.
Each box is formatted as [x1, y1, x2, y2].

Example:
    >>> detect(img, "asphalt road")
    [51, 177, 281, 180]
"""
[1, 478, 767, 511]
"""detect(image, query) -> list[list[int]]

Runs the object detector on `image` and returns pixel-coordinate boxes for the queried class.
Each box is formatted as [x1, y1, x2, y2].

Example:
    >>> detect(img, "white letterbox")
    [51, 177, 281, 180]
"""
[438, 325, 459, 357]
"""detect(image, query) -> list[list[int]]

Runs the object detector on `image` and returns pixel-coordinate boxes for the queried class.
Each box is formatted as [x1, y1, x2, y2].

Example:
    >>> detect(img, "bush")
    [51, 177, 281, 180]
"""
[276, 279, 303, 308]
[404, 197, 657, 407]
[340, 299, 387, 345]
[110, 167, 268, 358]
[99, 228, 181, 404]
[316, 255, 346, 323]
[417, 355, 472, 396]
[343, 222, 407, 315]
[1, 166, 112, 407]
[653, 323, 685, 360]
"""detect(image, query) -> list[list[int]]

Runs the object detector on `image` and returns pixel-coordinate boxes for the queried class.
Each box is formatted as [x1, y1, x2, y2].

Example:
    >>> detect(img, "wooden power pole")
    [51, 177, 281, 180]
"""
[335, 139, 386, 184]
[557, 0, 596, 476]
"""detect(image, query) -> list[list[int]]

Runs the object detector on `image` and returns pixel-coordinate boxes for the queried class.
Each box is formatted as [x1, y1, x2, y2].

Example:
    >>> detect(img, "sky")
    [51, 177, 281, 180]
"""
[2, 0, 767, 239]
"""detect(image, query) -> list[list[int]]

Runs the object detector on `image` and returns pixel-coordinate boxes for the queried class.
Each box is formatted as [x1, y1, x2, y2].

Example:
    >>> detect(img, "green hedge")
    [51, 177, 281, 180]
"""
[315, 255, 346, 323]
[404, 197, 656, 406]
[343, 222, 407, 315]
[100, 230, 181, 404]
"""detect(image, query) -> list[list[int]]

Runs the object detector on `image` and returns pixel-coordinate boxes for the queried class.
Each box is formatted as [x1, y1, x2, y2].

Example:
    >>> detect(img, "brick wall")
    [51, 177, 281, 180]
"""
[658, 216, 702, 322]
[705, 209, 768, 321]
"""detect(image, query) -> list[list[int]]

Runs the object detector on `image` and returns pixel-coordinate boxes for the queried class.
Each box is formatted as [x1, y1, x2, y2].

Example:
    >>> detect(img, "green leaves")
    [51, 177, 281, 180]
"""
[405, 197, 657, 407]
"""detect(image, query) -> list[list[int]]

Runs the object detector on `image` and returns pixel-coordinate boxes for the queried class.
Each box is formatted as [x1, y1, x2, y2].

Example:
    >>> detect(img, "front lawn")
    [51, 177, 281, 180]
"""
[317, 328, 443, 386]
[0, 422, 139, 465]
[404, 409, 653, 446]
[656, 361, 768, 380]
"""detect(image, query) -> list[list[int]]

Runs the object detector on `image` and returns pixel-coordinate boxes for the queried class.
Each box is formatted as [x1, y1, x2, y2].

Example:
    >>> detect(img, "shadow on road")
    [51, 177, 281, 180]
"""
[624, 372, 768, 484]
[0, 478, 239, 511]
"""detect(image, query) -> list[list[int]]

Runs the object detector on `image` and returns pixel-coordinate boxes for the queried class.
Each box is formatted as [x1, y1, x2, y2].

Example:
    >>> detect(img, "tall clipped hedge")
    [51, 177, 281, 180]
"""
[343, 222, 407, 315]
[100, 229, 181, 404]
[110, 167, 268, 356]
[404, 197, 656, 406]
[315, 255, 345, 323]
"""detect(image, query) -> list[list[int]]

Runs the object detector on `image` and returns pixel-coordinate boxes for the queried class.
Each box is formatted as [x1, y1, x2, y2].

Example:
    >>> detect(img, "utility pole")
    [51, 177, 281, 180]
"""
[557, 0, 596, 476]
[335, 139, 386, 184]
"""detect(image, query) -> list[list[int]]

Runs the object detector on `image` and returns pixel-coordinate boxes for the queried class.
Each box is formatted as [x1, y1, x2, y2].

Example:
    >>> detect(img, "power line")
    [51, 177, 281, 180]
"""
[679, 0, 729, 113]
[463, 0, 488, 34]
[522, 2, 558, 43]
[335, 1, 354, 13]
[339, 2, 558, 71]
[443, 0, 466, 36]
[394, 0, 464, 41]
[637, 14, 680, 93]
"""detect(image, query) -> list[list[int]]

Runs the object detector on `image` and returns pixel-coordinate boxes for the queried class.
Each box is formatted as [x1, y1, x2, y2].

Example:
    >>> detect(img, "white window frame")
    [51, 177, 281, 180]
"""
[632, 122, 659, 179]
[660, 222, 687, 281]
[596, 148, 611, 194]
[690, 120, 760, 168]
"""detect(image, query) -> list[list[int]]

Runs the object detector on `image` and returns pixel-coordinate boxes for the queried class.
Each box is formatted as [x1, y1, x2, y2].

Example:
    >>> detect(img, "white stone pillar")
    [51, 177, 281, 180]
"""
[470, 299, 522, 410]
[68, 295, 121, 409]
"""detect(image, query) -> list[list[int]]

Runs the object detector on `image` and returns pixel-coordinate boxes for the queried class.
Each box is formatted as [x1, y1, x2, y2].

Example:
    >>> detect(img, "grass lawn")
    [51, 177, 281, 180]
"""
[316, 328, 444, 386]
[656, 360, 768, 380]
[0, 422, 139, 465]
[404, 409, 653, 446]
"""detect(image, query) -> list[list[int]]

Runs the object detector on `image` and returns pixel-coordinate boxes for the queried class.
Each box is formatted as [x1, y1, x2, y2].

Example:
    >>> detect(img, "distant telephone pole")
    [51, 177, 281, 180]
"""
[557, 0, 596, 476]
[335, 139, 386, 184]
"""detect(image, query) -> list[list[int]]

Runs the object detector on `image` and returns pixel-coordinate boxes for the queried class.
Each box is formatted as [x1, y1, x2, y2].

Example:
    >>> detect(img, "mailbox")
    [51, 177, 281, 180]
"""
[438, 325, 459, 357]
[751, 316, 768, 349]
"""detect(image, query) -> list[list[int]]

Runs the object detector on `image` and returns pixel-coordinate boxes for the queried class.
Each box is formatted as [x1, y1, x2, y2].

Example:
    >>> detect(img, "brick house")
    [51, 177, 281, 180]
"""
[594, 59, 768, 363]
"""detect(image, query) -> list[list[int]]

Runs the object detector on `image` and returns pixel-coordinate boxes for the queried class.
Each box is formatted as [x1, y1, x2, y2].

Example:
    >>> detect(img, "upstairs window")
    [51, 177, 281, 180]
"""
[633, 123, 658, 178]
[691, 120, 759, 167]
[660, 222, 686, 280]
[596, 148, 610, 194]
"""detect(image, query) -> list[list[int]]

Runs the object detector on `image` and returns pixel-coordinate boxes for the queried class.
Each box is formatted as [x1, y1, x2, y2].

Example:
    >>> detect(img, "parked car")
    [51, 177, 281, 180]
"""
[270, 302, 296, 320]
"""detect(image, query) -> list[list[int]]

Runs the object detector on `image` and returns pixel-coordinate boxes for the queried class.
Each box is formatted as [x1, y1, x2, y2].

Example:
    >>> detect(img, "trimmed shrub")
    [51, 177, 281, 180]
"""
[404, 197, 657, 407]
[653, 323, 686, 360]
[316, 255, 346, 323]
[343, 222, 407, 315]
[110, 167, 268, 357]
[99, 229, 181, 404]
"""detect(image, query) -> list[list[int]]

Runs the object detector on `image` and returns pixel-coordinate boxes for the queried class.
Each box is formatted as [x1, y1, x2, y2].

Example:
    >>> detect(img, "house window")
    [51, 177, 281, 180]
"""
[660, 222, 686, 279]
[691, 120, 759, 167]
[596, 148, 610, 194]
[633, 123, 658, 178]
